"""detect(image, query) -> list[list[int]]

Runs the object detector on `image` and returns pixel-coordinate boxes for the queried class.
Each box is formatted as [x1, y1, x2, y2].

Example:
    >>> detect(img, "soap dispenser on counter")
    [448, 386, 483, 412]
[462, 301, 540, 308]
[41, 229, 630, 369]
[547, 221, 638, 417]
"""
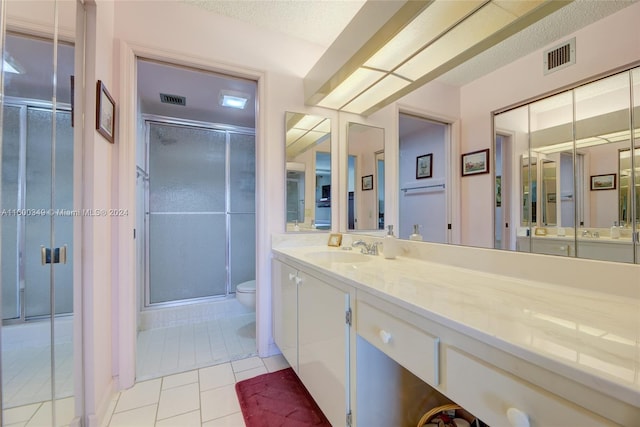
[383, 225, 398, 259]
[409, 224, 423, 241]
[611, 221, 620, 239]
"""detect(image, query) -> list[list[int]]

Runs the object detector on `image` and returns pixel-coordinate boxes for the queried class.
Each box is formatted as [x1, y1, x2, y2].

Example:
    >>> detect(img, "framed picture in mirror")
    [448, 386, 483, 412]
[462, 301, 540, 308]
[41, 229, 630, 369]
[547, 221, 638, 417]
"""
[462, 149, 489, 176]
[590, 173, 616, 190]
[416, 153, 433, 179]
[362, 174, 373, 191]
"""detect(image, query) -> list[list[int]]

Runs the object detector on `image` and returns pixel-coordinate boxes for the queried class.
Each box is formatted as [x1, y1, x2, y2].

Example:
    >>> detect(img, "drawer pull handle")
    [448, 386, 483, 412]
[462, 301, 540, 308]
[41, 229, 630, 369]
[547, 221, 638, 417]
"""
[288, 273, 296, 281]
[379, 329, 392, 344]
[295, 276, 303, 285]
[506, 408, 529, 427]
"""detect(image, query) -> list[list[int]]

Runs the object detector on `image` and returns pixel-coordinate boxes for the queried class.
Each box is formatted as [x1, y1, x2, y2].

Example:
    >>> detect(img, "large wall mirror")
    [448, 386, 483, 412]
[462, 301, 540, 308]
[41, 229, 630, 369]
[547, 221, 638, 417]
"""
[398, 113, 449, 242]
[347, 122, 384, 231]
[285, 112, 331, 231]
[494, 66, 639, 264]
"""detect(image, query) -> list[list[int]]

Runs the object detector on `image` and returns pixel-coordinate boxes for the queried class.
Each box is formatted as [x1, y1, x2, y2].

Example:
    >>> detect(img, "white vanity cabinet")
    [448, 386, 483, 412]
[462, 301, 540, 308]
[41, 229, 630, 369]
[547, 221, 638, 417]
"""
[272, 245, 640, 427]
[271, 259, 298, 372]
[271, 257, 354, 427]
[445, 347, 617, 427]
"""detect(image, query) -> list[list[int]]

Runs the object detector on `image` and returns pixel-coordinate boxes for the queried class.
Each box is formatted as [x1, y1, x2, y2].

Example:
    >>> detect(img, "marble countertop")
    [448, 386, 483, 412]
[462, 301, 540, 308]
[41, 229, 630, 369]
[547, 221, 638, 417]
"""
[272, 244, 640, 407]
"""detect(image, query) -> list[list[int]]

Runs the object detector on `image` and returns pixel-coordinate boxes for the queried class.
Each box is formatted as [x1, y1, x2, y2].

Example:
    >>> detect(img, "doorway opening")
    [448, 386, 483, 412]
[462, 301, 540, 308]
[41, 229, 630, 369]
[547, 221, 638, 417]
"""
[494, 133, 512, 250]
[398, 113, 450, 242]
[135, 58, 257, 380]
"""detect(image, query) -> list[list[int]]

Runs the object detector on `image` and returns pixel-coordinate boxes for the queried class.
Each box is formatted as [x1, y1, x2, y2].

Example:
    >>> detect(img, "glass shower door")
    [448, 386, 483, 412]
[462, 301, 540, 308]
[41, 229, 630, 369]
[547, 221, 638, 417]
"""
[147, 123, 228, 304]
[229, 132, 255, 290]
[146, 122, 256, 305]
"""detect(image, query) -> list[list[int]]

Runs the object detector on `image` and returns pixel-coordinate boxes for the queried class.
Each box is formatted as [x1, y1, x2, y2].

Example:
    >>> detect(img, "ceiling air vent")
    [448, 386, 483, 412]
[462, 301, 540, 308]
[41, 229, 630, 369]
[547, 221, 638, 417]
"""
[159, 93, 186, 106]
[544, 38, 575, 75]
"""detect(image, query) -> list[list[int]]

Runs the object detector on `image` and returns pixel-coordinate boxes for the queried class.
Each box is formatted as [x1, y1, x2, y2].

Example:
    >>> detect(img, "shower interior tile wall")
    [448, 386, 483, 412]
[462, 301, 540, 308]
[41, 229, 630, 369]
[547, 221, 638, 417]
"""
[139, 293, 252, 330]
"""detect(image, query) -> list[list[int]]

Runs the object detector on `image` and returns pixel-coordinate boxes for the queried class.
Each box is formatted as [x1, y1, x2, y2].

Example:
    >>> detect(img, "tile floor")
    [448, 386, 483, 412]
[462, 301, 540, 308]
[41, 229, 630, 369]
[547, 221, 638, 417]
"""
[136, 313, 257, 381]
[103, 354, 290, 427]
[1, 318, 74, 409]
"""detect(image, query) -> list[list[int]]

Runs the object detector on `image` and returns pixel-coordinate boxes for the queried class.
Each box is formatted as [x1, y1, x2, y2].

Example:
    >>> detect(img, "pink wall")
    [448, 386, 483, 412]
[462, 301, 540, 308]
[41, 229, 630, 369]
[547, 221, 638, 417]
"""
[82, 1, 117, 424]
[458, 2, 640, 247]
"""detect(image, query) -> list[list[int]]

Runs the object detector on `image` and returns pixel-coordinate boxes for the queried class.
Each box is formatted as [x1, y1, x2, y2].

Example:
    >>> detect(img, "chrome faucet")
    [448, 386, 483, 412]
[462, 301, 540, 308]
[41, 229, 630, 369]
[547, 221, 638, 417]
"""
[581, 229, 592, 238]
[352, 240, 380, 255]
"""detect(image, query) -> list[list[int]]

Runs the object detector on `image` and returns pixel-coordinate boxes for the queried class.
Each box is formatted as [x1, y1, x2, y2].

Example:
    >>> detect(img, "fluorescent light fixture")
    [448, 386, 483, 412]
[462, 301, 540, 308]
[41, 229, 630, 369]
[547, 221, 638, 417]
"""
[305, 0, 570, 116]
[285, 113, 331, 159]
[534, 128, 640, 154]
[219, 90, 249, 109]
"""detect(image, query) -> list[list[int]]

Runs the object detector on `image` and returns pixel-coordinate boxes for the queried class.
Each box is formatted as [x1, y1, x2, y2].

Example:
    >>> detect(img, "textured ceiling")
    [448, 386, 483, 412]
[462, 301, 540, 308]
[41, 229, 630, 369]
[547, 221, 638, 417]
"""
[184, 0, 637, 88]
[438, 0, 638, 87]
[182, 0, 366, 47]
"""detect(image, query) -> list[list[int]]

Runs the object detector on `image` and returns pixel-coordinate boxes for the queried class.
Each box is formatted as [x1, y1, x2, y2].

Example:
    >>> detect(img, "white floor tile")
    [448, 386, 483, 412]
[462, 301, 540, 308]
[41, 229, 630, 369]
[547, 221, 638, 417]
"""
[3, 402, 41, 425]
[156, 382, 200, 421]
[107, 405, 157, 427]
[234, 365, 267, 383]
[114, 379, 161, 413]
[199, 363, 235, 392]
[136, 312, 256, 381]
[155, 410, 202, 427]
[231, 356, 263, 373]
[24, 398, 74, 427]
[202, 411, 246, 427]
[162, 369, 198, 390]
[200, 384, 241, 422]
[262, 354, 290, 373]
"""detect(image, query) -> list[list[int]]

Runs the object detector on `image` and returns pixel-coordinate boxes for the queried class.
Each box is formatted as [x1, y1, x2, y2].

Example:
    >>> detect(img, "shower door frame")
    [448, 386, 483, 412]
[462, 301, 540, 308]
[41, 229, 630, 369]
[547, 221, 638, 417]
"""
[2, 97, 73, 325]
[141, 115, 256, 309]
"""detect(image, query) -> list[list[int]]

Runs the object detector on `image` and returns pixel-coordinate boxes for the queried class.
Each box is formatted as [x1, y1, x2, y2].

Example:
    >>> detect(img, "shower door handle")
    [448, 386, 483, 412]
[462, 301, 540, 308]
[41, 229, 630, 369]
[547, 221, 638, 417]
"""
[41, 245, 68, 265]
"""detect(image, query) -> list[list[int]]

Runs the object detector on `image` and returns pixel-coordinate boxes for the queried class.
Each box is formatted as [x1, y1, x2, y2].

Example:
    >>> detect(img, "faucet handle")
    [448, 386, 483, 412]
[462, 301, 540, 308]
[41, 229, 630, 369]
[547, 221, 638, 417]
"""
[370, 241, 383, 255]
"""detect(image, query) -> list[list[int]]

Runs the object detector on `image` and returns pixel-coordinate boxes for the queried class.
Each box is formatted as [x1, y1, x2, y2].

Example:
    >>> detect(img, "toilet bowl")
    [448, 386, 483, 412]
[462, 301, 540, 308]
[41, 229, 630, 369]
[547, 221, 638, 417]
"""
[236, 280, 256, 310]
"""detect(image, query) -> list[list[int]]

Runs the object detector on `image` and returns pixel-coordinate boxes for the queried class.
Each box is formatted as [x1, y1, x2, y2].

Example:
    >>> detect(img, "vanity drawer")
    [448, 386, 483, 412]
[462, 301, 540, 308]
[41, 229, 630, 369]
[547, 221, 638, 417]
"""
[445, 347, 616, 427]
[356, 301, 439, 386]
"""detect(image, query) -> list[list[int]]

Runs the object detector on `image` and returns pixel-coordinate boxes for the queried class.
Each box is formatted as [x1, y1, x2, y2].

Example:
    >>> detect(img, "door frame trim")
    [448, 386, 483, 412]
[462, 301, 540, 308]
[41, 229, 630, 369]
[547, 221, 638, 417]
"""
[118, 40, 265, 390]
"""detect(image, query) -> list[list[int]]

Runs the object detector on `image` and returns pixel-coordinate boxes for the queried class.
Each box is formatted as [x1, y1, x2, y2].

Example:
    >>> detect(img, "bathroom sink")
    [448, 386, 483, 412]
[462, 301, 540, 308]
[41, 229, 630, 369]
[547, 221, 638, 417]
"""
[305, 250, 371, 265]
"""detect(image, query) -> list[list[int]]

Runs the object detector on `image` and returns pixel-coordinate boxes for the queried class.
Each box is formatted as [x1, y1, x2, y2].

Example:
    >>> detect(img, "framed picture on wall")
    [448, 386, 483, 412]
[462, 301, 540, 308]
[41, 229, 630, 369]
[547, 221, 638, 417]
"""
[461, 149, 489, 176]
[590, 174, 616, 190]
[96, 80, 115, 143]
[416, 153, 433, 179]
[362, 175, 373, 191]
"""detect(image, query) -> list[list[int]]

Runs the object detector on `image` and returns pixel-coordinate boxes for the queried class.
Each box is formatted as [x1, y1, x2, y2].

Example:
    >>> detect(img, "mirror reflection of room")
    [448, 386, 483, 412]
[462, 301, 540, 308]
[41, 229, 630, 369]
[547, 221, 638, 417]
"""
[398, 114, 448, 243]
[495, 66, 639, 263]
[347, 122, 384, 231]
[285, 112, 331, 231]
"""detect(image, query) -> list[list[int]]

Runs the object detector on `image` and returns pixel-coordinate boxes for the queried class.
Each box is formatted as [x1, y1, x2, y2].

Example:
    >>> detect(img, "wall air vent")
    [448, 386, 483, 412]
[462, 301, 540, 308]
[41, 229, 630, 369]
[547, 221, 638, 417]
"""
[544, 38, 575, 75]
[159, 93, 186, 106]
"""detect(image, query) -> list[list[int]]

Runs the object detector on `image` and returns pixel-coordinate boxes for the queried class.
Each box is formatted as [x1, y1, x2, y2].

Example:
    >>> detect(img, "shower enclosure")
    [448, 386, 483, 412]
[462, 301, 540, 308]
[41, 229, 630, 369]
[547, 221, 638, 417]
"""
[141, 119, 255, 307]
[1, 104, 74, 322]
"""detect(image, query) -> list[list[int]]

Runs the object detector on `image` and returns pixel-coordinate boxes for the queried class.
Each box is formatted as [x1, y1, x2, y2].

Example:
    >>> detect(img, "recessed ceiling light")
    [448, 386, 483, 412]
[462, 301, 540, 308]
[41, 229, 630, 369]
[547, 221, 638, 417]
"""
[219, 90, 249, 109]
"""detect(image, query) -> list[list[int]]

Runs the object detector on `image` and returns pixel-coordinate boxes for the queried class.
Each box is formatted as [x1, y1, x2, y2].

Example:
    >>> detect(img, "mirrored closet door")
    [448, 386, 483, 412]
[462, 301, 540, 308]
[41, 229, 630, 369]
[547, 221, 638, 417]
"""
[1, 2, 80, 425]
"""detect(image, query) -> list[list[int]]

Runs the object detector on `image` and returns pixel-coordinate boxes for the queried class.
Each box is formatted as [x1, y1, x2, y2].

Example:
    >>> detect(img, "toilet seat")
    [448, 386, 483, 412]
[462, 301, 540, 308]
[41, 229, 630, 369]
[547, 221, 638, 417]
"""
[236, 280, 256, 310]
[237, 280, 256, 293]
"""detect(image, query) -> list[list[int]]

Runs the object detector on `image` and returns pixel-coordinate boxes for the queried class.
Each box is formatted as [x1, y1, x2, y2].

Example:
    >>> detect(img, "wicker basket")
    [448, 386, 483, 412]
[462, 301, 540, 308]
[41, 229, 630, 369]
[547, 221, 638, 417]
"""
[416, 403, 462, 427]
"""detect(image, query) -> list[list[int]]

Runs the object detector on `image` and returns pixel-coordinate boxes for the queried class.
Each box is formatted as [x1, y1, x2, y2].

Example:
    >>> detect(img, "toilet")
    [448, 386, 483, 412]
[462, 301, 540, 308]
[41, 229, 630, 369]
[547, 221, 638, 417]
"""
[236, 280, 256, 310]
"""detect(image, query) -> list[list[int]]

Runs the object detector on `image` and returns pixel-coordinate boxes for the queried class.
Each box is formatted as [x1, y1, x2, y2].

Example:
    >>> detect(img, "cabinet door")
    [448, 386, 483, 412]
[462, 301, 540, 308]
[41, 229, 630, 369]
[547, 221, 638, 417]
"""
[298, 271, 349, 427]
[272, 260, 298, 372]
